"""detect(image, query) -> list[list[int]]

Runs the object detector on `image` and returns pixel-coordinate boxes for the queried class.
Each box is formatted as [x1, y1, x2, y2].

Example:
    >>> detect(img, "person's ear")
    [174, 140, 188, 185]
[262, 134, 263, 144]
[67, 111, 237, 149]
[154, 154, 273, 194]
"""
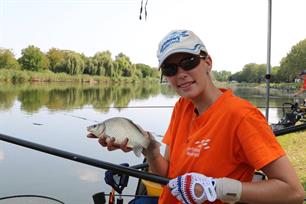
[205, 55, 212, 72]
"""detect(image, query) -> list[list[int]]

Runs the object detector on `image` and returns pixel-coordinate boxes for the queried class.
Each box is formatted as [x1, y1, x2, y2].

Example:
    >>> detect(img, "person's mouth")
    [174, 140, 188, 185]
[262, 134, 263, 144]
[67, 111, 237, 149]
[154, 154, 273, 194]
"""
[178, 81, 196, 88]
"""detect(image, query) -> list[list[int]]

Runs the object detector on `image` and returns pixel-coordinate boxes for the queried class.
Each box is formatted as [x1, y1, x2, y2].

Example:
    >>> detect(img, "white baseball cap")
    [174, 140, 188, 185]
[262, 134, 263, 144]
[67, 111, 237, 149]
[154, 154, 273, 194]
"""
[157, 29, 207, 67]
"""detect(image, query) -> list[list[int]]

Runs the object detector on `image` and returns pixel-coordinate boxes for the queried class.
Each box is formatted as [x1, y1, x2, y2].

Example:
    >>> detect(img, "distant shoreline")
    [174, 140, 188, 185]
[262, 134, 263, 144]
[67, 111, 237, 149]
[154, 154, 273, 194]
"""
[0, 68, 159, 84]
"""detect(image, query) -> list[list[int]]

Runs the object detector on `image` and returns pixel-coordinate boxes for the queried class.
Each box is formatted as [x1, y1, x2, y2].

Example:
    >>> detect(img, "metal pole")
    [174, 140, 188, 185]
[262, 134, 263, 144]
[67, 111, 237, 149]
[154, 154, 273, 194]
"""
[0, 133, 170, 185]
[265, 0, 272, 121]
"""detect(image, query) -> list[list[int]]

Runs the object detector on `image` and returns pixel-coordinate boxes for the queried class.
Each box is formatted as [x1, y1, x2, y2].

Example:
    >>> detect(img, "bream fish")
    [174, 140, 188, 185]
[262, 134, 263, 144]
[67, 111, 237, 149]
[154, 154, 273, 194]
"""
[87, 117, 150, 157]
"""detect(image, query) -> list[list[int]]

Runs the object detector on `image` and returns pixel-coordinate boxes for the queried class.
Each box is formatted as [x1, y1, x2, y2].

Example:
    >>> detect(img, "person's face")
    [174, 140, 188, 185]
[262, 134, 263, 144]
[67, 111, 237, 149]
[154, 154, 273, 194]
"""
[161, 53, 212, 99]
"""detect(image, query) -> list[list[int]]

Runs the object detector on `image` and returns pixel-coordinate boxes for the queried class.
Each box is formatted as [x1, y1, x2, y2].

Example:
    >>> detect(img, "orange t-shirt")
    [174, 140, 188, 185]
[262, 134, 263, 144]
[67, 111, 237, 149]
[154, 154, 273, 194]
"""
[158, 89, 285, 204]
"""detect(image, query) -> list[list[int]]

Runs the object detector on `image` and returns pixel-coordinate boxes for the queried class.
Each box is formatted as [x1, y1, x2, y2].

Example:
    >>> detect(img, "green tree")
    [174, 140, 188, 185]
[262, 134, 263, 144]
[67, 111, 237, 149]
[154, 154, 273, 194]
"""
[212, 70, 232, 82]
[136, 63, 155, 78]
[279, 38, 306, 82]
[83, 57, 96, 75]
[62, 51, 85, 75]
[92, 51, 114, 77]
[232, 63, 266, 83]
[115, 53, 134, 77]
[254, 64, 266, 83]
[18, 45, 49, 71]
[270, 66, 280, 83]
[0, 48, 19, 69]
[46, 48, 65, 73]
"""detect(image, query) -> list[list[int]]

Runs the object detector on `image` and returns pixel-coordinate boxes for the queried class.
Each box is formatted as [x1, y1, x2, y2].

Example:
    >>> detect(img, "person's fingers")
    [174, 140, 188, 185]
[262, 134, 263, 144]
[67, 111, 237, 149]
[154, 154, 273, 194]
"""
[176, 194, 184, 202]
[105, 137, 118, 151]
[168, 178, 178, 189]
[97, 136, 132, 152]
[98, 137, 108, 147]
[107, 137, 117, 146]
[99, 136, 118, 148]
[120, 138, 132, 152]
[170, 188, 180, 197]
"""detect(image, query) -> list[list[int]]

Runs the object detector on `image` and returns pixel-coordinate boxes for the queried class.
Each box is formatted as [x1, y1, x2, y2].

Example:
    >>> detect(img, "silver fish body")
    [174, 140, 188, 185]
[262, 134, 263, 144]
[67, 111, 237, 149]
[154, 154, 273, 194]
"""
[87, 117, 150, 157]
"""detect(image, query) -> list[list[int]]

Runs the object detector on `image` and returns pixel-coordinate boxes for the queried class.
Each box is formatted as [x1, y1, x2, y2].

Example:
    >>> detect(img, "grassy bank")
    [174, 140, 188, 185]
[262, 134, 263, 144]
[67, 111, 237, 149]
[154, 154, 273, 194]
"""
[215, 81, 300, 90]
[277, 131, 306, 191]
[0, 68, 159, 84]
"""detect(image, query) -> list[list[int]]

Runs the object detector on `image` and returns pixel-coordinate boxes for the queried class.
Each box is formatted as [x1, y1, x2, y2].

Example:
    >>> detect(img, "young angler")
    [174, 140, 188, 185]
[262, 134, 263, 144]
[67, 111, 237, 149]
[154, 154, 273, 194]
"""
[90, 29, 305, 204]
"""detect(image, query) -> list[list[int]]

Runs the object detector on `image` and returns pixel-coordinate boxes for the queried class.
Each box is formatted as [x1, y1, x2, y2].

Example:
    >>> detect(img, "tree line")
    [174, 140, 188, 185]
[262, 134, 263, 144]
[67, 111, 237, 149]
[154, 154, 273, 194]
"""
[213, 38, 306, 83]
[1, 37, 305, 83]
[0, 46, 160, 79]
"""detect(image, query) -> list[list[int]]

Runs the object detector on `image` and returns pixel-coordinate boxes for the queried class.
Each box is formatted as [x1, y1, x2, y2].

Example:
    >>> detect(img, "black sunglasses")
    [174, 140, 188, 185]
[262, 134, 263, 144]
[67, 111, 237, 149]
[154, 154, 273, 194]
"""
[161, 54, 207, 77]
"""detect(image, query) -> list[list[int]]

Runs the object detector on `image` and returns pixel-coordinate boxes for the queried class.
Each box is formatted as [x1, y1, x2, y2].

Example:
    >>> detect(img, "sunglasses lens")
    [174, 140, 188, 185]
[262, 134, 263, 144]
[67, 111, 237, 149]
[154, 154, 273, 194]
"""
[161, 55, 202, 76]
[180, 55, 200, 70]
[162, 64, 177, 76]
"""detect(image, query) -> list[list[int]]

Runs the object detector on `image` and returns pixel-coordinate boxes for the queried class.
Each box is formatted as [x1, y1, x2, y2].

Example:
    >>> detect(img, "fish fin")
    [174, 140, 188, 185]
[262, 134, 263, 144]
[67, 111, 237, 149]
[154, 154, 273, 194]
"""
[123, 118, 144, 134]
[133, 146, 143, 157]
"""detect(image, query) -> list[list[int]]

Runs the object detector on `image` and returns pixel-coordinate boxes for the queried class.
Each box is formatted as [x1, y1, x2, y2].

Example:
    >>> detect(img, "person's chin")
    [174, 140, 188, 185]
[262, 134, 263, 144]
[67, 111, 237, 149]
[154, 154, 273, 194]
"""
[179, 90, 198, 100]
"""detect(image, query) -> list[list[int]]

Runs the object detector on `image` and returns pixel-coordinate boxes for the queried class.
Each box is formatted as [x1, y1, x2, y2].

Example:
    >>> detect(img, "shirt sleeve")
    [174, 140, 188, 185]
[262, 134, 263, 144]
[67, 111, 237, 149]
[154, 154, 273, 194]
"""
[236, 108, 285, 170]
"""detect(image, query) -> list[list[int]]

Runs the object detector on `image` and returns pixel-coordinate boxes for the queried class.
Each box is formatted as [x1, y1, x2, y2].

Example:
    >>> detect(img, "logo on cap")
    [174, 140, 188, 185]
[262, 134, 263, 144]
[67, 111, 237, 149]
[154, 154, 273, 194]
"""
[159, 30, 189, 54]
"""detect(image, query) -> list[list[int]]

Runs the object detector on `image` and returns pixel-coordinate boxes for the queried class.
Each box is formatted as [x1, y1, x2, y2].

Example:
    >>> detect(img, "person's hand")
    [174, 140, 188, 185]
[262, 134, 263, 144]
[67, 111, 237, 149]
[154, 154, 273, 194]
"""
[140, 131, 161, 160]
[168, 172, 243, 204]
[87, 133, 132, 153]
[168, 172, 217, 204]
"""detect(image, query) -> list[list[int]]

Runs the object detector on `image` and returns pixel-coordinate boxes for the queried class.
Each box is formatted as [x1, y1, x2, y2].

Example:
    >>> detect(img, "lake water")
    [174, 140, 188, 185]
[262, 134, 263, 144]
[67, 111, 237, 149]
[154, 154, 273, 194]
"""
[0, 82, 298, 204]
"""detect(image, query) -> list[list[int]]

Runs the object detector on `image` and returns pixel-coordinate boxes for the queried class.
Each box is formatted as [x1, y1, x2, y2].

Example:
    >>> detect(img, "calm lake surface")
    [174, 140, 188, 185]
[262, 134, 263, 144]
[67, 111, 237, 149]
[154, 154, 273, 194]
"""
[0, 82, 297, 204]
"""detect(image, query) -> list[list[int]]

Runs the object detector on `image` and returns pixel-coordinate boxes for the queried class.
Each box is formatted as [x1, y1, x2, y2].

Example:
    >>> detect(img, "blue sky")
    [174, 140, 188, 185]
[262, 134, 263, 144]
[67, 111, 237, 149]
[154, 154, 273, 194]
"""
[0, 0, 306, 73]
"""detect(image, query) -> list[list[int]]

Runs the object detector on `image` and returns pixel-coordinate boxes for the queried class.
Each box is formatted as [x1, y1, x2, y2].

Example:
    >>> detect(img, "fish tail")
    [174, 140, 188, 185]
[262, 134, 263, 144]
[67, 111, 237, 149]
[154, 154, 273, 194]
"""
[133, 146, 143, 157]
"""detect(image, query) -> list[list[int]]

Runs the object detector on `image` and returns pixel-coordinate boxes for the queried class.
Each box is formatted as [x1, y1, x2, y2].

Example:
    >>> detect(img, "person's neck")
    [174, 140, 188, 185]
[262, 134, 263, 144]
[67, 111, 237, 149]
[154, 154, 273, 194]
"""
[193, 86, 223, 115]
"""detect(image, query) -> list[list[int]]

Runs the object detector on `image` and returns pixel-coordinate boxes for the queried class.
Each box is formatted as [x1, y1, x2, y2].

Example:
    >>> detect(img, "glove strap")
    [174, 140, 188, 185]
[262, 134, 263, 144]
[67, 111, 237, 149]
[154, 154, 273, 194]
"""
[215, 178, 242, 203]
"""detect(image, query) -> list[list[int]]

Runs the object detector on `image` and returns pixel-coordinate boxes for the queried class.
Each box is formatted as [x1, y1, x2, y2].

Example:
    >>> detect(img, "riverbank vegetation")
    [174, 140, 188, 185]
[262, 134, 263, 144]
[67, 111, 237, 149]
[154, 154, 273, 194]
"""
[1, 38, 305, 84]
[0, 46, 160, 83]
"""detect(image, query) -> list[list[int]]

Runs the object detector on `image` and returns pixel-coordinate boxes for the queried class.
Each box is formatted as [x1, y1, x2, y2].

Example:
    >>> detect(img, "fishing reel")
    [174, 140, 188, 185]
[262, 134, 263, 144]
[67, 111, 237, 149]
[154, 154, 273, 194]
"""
[104, 163, 130, 194]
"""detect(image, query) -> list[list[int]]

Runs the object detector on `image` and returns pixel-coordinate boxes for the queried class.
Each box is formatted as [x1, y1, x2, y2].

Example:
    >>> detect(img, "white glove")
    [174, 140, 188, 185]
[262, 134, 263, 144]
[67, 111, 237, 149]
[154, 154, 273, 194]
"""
[168, 172, 217, 204]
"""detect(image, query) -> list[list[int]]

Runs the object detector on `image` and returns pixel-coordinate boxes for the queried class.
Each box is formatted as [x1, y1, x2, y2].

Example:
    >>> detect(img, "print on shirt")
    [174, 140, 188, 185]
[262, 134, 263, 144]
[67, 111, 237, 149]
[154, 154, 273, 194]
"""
[186, 139, 211, 157]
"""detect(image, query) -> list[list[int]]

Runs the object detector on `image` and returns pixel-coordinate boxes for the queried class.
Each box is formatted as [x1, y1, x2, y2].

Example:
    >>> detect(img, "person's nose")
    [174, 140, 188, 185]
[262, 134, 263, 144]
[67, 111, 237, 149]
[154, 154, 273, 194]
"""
[176, 66, 187, 76]
[176, 67, 189, 80]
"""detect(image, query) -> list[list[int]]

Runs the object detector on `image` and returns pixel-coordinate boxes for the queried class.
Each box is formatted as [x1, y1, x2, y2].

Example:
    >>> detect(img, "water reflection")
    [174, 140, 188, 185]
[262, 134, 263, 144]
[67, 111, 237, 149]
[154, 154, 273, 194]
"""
[0, 82, 297, 122]
[78, 168, 101, 183]
[0, 82, 177, 113]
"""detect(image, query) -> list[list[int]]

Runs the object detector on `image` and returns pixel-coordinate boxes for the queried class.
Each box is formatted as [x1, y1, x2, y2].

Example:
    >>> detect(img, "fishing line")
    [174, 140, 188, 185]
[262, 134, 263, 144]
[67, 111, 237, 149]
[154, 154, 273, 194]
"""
[62, 113, 99, 123]
[71, 105, 286, 109]
[0, 195, 64, 203]
[60, 105, 287, 124]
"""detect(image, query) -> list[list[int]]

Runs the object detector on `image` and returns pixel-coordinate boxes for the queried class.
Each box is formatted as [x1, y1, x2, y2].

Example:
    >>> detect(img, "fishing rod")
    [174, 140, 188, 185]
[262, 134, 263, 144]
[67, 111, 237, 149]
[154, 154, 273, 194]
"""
[0, 133, 169, 185]
[273, 123, 306, 136]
